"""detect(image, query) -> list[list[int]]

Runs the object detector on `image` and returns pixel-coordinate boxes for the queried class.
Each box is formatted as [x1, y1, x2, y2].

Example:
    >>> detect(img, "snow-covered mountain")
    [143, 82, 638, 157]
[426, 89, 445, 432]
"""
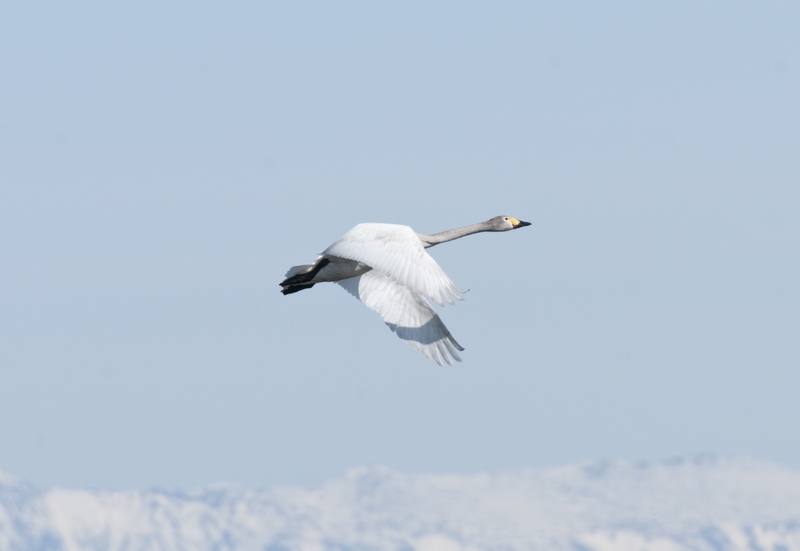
[2, 456, 800, 551]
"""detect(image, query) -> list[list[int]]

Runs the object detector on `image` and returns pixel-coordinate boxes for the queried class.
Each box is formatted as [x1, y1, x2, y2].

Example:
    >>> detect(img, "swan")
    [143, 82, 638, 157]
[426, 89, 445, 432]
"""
[280, 215, 531, 365]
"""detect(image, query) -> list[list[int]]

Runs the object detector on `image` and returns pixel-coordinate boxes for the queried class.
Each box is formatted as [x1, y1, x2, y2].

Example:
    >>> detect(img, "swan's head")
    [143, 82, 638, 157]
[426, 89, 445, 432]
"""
[490, 215, 531, 231]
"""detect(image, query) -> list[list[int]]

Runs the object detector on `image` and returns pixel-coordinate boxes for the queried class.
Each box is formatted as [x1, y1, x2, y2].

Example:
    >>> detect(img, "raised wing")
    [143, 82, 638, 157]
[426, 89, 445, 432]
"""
[338, 272, 464, 365]
[324, 223, 464, 306]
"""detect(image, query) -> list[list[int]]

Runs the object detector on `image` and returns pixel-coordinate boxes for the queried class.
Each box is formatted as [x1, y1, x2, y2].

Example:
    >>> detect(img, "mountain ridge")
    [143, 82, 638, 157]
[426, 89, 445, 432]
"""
[2, 456, 800, 551]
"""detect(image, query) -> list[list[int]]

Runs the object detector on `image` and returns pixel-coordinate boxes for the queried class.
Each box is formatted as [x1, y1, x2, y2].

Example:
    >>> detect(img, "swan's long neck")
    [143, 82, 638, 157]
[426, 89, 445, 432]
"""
[417, 221, 492, 249]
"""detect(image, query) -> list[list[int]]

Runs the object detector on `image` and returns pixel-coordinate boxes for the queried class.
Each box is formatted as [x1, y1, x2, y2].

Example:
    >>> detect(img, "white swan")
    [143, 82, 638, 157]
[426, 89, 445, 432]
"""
[280, 216, 531, 365]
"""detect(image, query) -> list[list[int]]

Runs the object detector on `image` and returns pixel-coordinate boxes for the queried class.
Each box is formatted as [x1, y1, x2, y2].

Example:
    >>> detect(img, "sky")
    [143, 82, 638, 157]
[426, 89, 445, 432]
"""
[1, 2, 798, 491]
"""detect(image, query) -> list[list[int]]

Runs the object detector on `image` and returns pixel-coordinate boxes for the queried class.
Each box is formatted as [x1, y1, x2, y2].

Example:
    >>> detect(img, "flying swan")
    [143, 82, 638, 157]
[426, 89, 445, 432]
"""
[280, 215, 531, 365]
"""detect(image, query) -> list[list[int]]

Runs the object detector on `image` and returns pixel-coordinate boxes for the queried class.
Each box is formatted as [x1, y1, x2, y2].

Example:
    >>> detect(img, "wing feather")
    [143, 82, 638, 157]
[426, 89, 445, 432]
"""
[324, 223, 464, 306]
[337, 272, 464, 366]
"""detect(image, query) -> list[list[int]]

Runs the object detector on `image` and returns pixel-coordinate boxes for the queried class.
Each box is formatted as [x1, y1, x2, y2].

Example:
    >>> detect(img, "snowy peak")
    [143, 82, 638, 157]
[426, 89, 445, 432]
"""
[1, 456, 800, 551]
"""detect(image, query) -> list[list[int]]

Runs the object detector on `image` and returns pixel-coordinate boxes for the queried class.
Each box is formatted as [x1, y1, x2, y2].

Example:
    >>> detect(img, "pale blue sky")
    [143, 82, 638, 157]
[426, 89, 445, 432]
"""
[1, 2, 798, 490]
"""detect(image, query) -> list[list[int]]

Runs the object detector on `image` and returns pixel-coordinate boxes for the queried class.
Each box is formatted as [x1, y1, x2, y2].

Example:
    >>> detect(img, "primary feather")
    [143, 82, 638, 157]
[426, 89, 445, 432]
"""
[338, 271, 464, 365]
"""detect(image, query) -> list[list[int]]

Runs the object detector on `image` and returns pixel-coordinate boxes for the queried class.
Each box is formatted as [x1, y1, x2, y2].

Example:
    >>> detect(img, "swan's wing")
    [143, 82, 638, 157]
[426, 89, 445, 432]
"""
[324, 223, 464, 306]
[338, 272, 464, 366]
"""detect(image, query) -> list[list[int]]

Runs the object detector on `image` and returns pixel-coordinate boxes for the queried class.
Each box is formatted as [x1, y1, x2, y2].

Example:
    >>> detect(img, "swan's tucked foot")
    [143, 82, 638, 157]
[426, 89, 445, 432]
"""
[281, 283, 315, 295]
[280, 258, 331, 293]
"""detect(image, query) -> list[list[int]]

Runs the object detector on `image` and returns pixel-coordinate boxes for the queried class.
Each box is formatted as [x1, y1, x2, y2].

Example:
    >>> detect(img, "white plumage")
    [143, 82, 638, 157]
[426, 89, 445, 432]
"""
[280, 215, 530, 365]
[325, 224, 464, 307]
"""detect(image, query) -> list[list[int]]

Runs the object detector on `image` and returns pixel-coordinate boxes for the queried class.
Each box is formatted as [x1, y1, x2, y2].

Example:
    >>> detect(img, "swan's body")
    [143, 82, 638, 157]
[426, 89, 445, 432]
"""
[280, 215, 531, 365]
